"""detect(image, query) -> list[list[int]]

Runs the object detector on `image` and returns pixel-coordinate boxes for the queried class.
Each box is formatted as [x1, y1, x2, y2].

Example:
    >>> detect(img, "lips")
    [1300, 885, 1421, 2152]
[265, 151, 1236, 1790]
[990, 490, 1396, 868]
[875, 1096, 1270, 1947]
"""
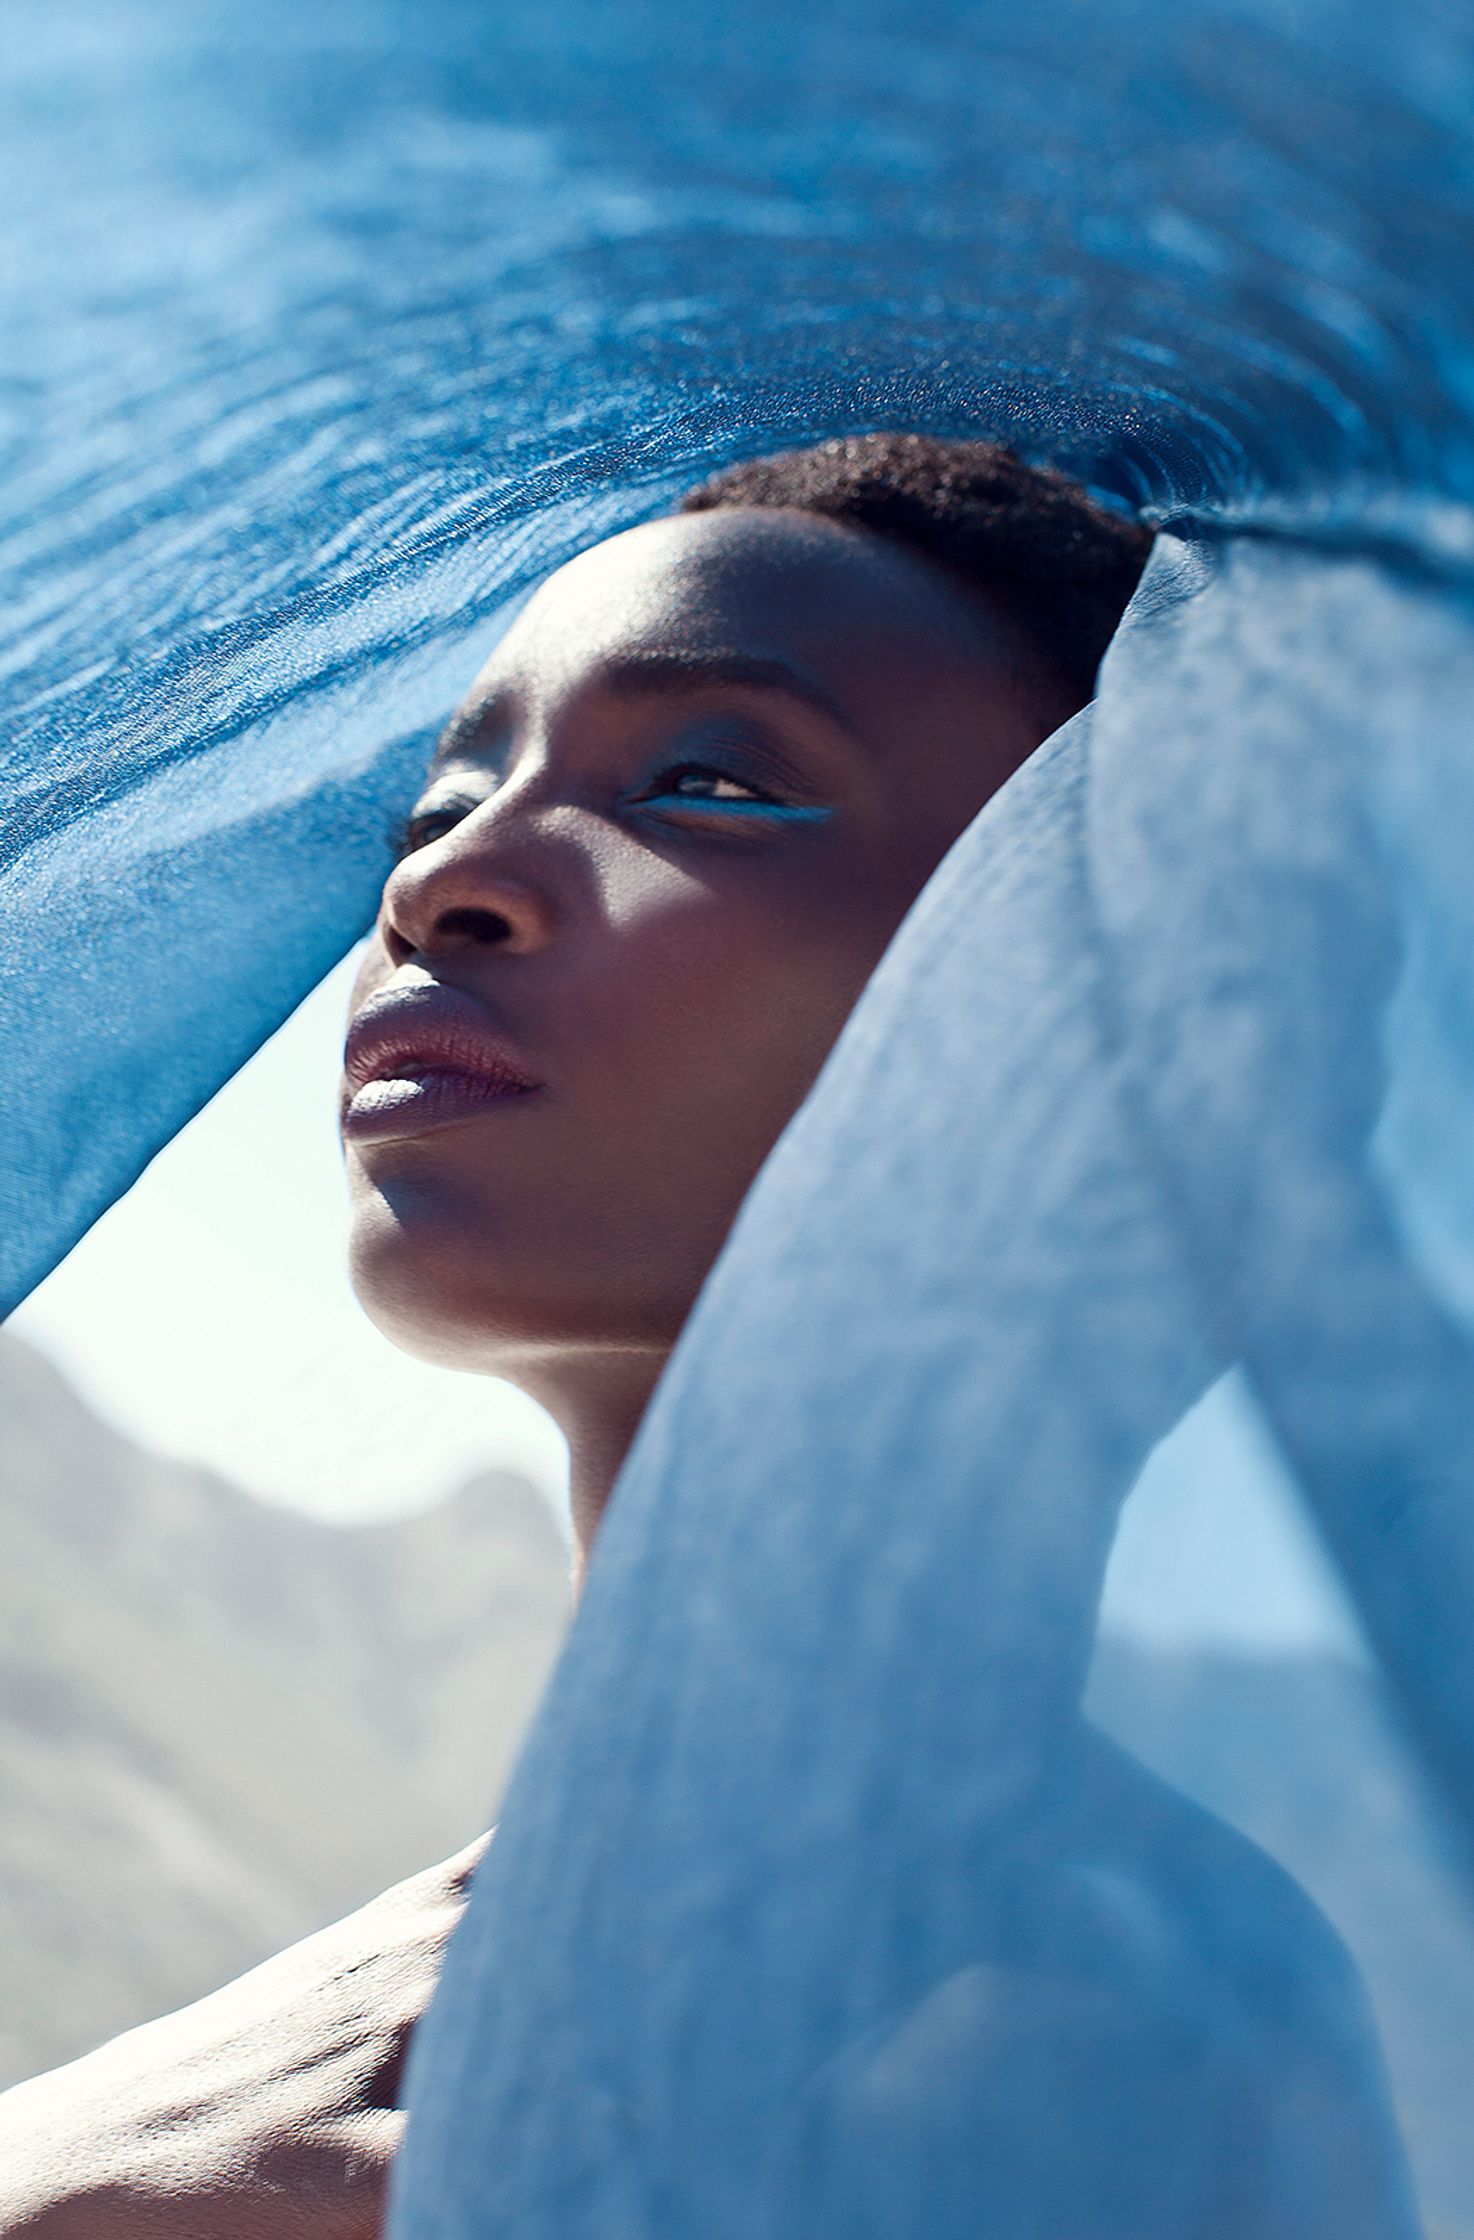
[342, 983, 543, 1143]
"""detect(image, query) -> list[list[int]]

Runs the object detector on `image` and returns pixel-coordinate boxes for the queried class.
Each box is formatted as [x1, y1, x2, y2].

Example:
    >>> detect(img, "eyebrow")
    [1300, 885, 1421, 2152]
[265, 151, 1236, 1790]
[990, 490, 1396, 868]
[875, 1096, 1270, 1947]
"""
[439, 647, 851, 766]
[593, 649, 851, 729]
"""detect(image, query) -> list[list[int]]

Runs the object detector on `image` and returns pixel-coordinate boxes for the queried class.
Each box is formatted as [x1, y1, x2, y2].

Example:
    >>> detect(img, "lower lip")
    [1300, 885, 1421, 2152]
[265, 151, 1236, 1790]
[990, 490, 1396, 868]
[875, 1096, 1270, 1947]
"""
[341, 1068, 541, 1144]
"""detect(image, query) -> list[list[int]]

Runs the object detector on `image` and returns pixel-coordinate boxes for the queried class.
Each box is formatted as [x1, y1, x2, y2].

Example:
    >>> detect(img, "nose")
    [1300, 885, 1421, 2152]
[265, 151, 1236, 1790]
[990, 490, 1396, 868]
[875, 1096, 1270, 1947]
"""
[377, 809, 559, 969]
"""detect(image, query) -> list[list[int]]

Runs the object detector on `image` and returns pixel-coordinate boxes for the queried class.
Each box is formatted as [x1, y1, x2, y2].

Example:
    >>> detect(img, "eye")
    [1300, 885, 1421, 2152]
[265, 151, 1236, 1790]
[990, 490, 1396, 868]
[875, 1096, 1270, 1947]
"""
[392, 794, 479, 858]
[634, 761, 837, 836]
[645, 764, 775, 804]
[633, 758, 835, 833]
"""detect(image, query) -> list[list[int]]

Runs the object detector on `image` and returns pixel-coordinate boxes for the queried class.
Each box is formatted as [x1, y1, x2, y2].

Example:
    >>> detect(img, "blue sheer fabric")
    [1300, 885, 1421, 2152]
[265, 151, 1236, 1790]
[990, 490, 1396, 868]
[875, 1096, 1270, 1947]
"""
[391, 539, 1463, 2236]
[4, 0, 1474, 2231]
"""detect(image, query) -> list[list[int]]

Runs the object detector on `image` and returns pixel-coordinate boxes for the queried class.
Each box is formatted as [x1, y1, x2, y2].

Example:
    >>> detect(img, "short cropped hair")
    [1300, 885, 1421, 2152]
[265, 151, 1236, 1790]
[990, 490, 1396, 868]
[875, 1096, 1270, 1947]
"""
[680, 432, 1152, 706]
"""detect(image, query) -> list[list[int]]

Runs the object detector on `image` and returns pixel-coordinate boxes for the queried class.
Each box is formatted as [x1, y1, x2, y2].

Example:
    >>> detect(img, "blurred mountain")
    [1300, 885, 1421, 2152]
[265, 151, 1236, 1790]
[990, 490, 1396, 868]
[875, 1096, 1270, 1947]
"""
[0, 1328, 570, 2085]
[2, 1329, 1471, 2232]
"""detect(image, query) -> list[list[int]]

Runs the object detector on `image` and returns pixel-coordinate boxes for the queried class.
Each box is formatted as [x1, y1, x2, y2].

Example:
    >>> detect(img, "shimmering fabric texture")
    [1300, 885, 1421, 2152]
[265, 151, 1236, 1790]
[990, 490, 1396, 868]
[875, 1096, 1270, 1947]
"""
[3, 0, 1473, 2232]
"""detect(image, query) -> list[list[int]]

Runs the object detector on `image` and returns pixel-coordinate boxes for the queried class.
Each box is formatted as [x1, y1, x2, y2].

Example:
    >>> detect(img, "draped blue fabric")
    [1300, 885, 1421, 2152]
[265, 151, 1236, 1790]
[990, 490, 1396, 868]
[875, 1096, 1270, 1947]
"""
[5, 0, 1474, 2231]
[392, 540, 1468, 2236]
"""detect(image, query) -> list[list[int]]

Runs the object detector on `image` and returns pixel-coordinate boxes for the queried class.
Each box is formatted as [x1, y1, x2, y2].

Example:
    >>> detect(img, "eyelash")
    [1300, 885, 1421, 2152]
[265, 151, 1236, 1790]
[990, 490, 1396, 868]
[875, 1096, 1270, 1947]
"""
[392, 757, 826, 859]
[391, 802, 474, 859]
[636, 761, 780, 809]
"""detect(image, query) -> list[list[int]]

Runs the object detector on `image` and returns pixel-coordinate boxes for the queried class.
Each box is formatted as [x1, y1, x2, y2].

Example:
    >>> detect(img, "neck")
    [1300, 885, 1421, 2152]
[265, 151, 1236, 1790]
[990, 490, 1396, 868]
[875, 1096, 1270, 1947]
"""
[510, 1343, 671, 1590]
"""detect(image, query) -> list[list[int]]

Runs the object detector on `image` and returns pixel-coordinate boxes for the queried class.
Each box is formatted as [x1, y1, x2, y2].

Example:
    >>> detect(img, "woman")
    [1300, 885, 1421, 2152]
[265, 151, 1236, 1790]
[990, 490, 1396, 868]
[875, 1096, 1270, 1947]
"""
[0, 437, 1413, 2234]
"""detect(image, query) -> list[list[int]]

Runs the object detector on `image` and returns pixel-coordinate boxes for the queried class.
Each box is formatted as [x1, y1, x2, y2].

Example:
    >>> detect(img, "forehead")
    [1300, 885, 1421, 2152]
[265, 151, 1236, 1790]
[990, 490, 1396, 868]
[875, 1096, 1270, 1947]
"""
[444, 507, 1015, 746]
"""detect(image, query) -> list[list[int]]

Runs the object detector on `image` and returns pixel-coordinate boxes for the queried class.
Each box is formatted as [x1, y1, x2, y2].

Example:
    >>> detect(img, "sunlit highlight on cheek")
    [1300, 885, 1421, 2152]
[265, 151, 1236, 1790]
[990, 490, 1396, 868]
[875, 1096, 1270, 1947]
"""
[592, 847, 714, 937]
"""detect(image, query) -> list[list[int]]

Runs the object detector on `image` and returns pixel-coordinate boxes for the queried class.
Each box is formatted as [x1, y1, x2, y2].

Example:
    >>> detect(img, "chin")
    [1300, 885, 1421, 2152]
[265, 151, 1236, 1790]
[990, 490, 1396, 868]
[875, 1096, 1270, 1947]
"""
[346, 1182, 689, 1378]
[347, 1183, 523, 1373]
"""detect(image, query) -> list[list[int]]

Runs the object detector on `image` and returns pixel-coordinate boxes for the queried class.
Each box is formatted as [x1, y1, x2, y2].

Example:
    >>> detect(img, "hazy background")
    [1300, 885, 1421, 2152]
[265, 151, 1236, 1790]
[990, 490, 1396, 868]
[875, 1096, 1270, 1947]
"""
[14, 951, 1360, 1649]
[6, 960, 1474, 2234]
[13, 954, 568, 1527]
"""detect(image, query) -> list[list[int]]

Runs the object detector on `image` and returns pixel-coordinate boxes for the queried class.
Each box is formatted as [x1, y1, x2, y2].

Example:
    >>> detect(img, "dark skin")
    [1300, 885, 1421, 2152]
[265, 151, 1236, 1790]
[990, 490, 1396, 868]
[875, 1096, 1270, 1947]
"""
[335, 509, 1415, 2238]
[344, 505, 1072, 1567]
[0, 507, 1413, 2235]
[0, 506, 1067, 2236]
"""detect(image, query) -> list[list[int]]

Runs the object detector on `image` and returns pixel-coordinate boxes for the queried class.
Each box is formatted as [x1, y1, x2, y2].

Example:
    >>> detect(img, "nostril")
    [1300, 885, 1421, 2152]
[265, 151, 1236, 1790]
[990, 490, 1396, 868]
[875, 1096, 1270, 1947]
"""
[437, 905, 514, 947]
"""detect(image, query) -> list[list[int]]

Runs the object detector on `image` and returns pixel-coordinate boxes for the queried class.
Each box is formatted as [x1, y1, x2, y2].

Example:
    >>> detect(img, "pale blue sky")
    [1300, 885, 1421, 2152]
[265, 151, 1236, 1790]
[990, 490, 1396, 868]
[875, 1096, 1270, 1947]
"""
[15, 954, 570, 1525]
[14, 954, 1361, 1656]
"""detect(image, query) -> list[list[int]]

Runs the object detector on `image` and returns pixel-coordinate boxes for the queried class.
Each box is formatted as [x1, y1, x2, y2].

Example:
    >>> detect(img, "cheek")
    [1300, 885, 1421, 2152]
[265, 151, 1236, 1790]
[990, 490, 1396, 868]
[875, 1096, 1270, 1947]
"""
[563, 862, 848, 1121]
[341, 865, 915, 1360]
[577, 885, 890, 1193]
[348, 936, 387, 1011]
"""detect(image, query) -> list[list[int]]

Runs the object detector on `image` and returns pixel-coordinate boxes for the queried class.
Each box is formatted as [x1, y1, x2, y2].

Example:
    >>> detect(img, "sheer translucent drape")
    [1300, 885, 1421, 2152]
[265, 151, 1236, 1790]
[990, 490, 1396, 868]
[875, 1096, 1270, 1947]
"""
[389, 536, 1473, 2233]
[3, 0, 1473, 2231]
[7, 0, 1473, 1314]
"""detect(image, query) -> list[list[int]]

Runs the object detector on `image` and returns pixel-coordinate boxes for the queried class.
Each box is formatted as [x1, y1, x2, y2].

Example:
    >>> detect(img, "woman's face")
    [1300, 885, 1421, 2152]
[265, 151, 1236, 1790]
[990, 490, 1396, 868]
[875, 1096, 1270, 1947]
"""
[343, 505, 1064, 1383]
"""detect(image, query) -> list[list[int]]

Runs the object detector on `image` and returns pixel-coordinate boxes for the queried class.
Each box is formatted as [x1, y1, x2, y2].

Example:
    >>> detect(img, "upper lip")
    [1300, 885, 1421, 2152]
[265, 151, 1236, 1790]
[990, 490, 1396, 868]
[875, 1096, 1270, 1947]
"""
[344, 984, 542, 1094]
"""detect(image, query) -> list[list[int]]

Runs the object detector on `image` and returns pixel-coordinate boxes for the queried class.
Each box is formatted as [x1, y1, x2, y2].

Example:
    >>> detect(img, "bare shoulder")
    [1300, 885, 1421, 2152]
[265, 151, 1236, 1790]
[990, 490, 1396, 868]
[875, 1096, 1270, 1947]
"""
[784, 1729, 1418, 2239]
